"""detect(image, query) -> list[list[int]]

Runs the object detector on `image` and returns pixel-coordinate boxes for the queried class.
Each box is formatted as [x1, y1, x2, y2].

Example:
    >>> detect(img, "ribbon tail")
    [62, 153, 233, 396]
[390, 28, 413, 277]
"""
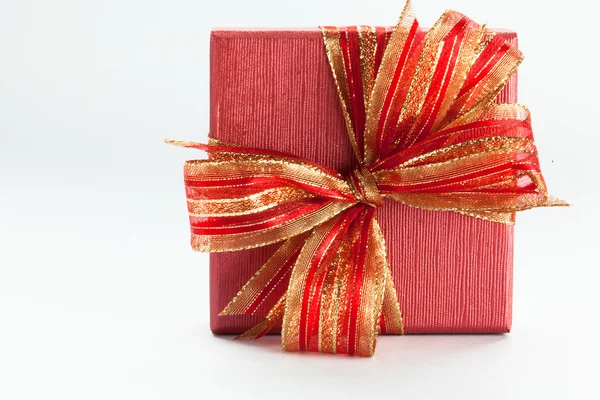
[542, 196, 569, 207]
[219, 233, 309, 317]
[380, 265, 404, 335]
[281, 210, 360, 354]
[374, 217, 404, 335]
[236, 295, 286, 340]
[282, 206, 391, 357]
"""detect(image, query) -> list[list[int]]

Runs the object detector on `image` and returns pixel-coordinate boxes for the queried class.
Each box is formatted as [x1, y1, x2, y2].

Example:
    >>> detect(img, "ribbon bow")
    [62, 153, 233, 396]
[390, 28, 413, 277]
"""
[169, 1, 565, 356]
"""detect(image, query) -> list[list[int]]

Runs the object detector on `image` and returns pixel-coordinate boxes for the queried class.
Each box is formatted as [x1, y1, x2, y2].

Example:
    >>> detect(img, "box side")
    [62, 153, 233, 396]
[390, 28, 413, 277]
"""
[209, 29, 516, 334]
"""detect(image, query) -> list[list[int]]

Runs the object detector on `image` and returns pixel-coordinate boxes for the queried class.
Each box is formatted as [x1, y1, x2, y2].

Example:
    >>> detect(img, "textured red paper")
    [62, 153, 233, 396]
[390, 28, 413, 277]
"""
[208, 28, 517, 334]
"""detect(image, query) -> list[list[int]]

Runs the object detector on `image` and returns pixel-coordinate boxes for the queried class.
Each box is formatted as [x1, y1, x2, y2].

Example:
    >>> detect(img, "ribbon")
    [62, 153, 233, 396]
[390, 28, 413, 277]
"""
[169, 0, 566, 356]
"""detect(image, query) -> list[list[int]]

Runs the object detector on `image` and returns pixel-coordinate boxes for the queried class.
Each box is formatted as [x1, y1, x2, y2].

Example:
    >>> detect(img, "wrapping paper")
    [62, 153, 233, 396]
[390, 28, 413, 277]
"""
[208, 28, 518, 334]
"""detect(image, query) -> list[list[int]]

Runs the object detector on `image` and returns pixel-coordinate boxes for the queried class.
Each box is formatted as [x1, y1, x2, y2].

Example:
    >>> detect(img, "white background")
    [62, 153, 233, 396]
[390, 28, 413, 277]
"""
[1, 0, 598, 399]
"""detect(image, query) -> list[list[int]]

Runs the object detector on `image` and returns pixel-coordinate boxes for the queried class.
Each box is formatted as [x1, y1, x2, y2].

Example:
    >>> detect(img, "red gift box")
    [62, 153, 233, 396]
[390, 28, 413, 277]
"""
[208, 28, 518, 335]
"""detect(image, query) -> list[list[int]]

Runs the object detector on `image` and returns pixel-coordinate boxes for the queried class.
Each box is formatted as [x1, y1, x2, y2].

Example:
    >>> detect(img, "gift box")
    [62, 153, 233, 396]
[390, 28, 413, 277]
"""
[207, 27, 519, 335]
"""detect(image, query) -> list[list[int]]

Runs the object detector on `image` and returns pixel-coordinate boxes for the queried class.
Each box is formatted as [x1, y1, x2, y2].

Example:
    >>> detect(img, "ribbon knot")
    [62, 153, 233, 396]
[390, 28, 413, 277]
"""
[346, 164, 384, 208]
